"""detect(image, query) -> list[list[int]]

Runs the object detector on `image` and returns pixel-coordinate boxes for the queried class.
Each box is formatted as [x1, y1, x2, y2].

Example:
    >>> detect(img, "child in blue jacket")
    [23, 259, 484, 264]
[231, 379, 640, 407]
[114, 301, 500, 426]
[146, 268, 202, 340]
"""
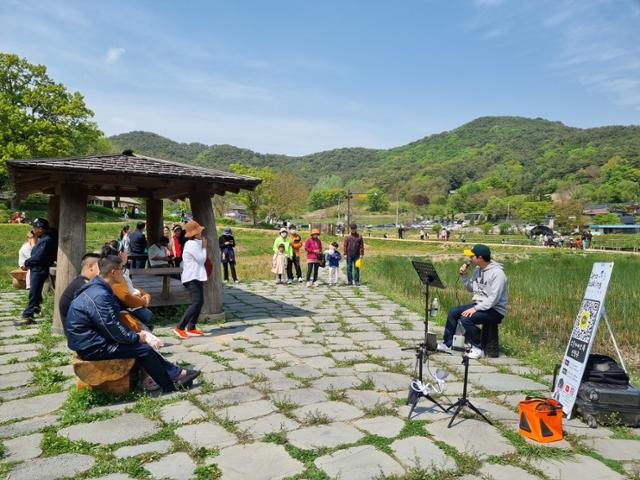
[325, 241, 342, 286]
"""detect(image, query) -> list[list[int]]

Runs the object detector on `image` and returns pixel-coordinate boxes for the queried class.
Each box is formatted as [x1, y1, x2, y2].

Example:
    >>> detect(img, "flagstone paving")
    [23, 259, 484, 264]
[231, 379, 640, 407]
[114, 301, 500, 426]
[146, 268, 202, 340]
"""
[0, 283, 638, 479]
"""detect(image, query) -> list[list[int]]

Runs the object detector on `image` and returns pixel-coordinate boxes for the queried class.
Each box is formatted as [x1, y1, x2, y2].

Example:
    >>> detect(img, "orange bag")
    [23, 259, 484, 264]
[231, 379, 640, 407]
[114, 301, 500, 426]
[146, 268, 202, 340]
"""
[518, 397, 564, 443]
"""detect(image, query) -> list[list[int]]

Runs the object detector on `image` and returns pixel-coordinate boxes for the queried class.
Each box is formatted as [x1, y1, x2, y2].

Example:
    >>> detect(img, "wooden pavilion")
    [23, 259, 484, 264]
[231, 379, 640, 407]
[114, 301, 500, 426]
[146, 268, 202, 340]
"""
[7, 152, 261, 333]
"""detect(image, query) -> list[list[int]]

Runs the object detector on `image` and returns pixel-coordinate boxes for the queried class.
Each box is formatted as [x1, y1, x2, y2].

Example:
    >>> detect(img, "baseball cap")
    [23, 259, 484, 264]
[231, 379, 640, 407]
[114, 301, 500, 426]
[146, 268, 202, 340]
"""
[279, 227, 287, 233]
[31, 218, 49, 229]
[463, 244, 491, 259]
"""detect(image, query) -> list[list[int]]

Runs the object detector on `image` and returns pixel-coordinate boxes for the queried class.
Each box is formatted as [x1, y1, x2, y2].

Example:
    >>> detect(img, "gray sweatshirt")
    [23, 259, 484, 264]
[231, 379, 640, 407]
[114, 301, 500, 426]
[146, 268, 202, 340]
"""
[462, 262, 508, 316]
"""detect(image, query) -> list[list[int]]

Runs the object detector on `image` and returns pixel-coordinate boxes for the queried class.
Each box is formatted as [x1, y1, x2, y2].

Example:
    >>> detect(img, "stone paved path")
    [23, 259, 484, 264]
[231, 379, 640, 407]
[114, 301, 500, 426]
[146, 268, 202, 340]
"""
[0, 282, 638, 479]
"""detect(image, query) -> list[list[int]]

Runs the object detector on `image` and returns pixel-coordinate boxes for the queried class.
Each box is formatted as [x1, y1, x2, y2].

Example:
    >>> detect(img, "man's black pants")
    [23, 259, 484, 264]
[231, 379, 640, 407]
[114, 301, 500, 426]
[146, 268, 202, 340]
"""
[22, 269, 49, 318]
[80, 343, 182, 392]
[443, 303, 503, 349]
[287, 254, 302, 280]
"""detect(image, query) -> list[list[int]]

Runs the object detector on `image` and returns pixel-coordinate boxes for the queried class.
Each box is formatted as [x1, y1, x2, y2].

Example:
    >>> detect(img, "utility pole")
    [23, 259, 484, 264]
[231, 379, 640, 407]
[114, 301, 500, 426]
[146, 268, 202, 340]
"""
[346, 190, 352, 229]
[396, 192, 399, 227]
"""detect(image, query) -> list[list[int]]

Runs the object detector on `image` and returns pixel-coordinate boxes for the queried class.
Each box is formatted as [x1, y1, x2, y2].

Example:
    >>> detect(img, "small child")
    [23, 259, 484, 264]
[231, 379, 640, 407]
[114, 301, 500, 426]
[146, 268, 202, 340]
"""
[272, 243, 288, 284]
[325, 241, 342, 286]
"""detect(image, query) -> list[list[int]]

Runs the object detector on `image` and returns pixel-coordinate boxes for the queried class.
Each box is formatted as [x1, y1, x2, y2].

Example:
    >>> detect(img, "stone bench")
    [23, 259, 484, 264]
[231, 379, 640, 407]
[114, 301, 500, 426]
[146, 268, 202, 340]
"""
[72, 354, 136, 394]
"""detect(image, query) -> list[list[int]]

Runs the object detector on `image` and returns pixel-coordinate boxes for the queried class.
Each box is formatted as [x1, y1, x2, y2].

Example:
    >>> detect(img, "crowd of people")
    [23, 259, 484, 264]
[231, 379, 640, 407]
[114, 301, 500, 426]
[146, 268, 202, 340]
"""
[538, 229, 593, 250]
[271, 223, 364, 287]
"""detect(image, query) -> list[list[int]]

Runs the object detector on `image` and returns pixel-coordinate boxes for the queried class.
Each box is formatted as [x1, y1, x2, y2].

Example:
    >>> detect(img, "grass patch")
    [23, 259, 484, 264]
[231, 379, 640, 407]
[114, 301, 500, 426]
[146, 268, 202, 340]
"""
[302, 410, 331, 426]
[357, 434, 393, 454]
[364, 403, 399, 417]
[274, 398, 301, 416]
[194, 464, 222, 480]
[326, 387, 349, 402]
[432, 440, 481, 475]
[497, 424, 573, 460]
[398, 419, 430, 438]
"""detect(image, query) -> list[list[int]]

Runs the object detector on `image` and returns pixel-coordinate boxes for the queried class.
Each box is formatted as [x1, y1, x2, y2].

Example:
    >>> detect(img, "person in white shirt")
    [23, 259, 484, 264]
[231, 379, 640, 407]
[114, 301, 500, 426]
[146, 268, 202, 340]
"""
[18, 230, 37, 289]
[174, 221, 208, 339]
[148, 237, 173, 267]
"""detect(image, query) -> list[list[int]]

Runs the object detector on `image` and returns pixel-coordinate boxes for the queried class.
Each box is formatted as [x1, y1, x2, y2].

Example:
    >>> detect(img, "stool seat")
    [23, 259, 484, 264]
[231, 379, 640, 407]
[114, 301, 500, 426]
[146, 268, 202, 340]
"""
[72, 353, 135, 394]
[481, 322, 500, 357]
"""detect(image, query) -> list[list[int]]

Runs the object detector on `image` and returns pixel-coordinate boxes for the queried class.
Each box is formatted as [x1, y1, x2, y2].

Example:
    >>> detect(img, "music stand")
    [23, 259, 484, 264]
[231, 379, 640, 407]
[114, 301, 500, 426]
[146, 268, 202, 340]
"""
[405, 261, 447, 418]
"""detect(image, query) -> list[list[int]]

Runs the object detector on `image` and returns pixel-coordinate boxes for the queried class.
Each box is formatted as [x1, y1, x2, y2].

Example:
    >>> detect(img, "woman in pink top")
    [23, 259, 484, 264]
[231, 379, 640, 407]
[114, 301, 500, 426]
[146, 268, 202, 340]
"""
[304, 228, 323, 287]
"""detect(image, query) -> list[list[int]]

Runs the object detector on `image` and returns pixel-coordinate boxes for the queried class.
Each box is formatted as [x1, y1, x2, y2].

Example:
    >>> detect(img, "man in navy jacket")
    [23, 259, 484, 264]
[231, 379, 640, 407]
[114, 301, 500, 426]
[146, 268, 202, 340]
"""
[65, 255, 199, 392]
[17, 218, 58, 325]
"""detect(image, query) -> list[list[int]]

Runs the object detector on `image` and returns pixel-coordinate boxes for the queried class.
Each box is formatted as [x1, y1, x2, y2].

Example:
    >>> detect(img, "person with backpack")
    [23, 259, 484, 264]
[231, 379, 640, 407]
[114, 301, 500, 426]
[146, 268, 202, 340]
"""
[219, 227, 238, 283]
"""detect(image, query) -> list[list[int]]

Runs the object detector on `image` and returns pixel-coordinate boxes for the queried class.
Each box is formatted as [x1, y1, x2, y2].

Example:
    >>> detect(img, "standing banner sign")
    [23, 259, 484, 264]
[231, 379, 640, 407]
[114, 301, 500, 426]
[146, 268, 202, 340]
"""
[553, 262, 614, 417]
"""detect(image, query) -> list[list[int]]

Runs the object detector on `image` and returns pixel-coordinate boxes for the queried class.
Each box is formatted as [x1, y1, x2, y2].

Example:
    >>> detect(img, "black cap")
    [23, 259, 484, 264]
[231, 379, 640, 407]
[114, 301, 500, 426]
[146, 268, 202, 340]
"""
[31, 218, 49, 229]
[466, 243, 491, 260]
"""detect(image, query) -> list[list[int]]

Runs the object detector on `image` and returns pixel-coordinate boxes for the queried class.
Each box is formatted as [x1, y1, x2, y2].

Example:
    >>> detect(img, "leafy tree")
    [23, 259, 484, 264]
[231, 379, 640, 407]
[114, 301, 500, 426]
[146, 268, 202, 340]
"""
[481, 222, 494, 235]
[228, 163, 274, 225]
[308, 188, 345, 210]
[592, 213, 619, 225]
[553, 200, 587, 233]
[518, 201, 551, 224]
[367, 188, 389, 212]
[0, 53, 103, 184]
[410, 193, 429, 206]
[432, 223, 442, 235]
[266, 172, 308, 220]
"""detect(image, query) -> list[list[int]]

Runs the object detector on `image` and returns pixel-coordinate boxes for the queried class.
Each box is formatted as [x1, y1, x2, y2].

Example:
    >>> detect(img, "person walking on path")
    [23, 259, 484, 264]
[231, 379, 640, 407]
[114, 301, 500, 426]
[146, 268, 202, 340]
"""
[272, 227, 293, 282]
[343, 223, 364, 286]
[288, 224, 304, 283]
[65, 255, 199, 393]
[16, 218, 58, 325]
[304, 228, 323, 287]
[219, 227, 238, 283]
[325, 241, 342, 286]
[174, 221, 208, 339]
[272, 243, 288, 284]
[128, 222, 148, 268]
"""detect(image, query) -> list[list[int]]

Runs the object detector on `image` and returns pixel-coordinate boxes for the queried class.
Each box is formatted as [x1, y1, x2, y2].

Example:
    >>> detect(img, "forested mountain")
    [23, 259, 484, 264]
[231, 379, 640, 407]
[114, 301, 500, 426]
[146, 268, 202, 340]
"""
[110, 116, 640, 207]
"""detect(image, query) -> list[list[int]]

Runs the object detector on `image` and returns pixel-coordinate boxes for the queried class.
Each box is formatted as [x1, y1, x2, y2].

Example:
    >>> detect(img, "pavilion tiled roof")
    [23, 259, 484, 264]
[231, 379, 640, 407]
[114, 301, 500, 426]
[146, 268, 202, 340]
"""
[7, 152, 261, 198]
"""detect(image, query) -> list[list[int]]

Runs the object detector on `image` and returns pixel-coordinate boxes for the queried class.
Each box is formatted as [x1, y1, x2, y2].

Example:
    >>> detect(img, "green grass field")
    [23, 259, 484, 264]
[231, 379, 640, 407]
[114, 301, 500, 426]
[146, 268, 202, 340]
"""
[2, 221, 638, 381]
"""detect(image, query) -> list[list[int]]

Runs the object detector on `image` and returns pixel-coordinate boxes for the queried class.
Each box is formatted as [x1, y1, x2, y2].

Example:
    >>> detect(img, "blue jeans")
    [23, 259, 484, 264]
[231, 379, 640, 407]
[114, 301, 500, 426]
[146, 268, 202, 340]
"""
[346, 256, 360, 284]
[79, 342, 181, 392]
[22, 269, 49, 317]
[443, 303, 503, 349]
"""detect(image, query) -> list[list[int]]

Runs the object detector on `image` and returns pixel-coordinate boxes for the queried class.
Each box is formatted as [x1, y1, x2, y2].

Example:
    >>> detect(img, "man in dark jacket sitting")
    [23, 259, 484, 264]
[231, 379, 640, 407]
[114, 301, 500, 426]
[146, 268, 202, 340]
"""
[16, 218, 58, 326]
[65, 255, 199, 393]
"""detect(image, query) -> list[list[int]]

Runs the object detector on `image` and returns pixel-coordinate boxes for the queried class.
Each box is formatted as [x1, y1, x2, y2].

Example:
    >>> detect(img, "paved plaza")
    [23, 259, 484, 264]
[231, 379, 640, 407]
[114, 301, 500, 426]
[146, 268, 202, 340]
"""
[0, 276, 638, 479]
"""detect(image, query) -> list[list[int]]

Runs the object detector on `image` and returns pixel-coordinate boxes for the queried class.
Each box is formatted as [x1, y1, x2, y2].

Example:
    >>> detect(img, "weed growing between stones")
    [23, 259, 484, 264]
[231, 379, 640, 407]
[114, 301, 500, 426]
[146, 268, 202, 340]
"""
[326, 387, 349, 402]
[398, 420, 429, 438]
[263, 432, 330, 480]
[60, 387, 135, 426]
[273, 398, 301, 417]
[378, 466, 458, 480]
[357, 434, 394, 455]
[193, 464, 222, 479]
[497, 423, 573, 461]
[355, 377, 375, 390]
[301, 410, 331, 426]
[364, 403, 399, 417]
[432, 440, 481, 475]
[572, 442, 626, 474]
[610, 425, 640, 440]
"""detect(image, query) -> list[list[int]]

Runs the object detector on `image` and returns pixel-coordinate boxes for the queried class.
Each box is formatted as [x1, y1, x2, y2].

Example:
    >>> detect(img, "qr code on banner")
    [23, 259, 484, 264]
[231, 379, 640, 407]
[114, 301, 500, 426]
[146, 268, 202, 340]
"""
[571, 299, 600, 343]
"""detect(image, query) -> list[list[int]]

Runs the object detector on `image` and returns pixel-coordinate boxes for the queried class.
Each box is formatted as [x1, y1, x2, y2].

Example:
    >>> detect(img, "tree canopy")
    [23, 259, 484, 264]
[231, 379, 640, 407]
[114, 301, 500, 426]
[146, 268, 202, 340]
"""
[0, 53, 104, 185]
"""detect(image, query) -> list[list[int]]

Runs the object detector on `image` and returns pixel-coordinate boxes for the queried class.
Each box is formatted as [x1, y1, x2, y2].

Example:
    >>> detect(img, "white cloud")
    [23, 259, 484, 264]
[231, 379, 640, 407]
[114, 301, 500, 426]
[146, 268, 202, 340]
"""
[105, 47, 125, 64]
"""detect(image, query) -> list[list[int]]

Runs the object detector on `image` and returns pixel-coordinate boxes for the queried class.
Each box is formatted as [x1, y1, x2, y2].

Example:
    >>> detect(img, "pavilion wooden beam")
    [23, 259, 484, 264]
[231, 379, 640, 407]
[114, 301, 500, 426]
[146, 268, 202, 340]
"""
[145, 198, 163, 246]
[189, 190, 224, 320]
[48, 194, 60, 229]
[52, 183, 88, 334]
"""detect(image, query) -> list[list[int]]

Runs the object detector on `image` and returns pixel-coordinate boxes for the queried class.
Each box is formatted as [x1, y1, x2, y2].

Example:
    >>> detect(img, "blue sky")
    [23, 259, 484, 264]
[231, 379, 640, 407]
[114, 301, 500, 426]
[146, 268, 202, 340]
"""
[1, 0, 639, 155]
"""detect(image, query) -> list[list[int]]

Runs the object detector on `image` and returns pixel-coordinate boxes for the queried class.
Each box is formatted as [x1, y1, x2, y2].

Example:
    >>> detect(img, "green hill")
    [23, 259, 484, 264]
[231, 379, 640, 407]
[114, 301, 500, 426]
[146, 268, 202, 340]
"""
[110, 116, 640, 205]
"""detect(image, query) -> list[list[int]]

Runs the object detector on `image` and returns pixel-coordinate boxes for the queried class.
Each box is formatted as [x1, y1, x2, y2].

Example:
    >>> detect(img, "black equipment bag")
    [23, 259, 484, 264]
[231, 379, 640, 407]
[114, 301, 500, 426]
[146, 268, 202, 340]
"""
[574, 381, 640, 428]
[582, 354, 629, 385]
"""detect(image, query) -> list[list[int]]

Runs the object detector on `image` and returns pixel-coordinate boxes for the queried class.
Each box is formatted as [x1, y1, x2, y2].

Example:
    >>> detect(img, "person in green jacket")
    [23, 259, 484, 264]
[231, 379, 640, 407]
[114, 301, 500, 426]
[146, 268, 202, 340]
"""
[272, 227, 293, 282]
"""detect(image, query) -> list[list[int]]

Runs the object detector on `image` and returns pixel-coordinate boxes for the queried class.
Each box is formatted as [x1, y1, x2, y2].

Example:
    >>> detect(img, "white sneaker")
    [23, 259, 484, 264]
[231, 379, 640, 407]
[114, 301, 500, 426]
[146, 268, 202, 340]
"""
[467, 346, 484, 359]
[313, 281, 318, 287]
[436, 341, 451, 353]
[306, 281, 311, 287]
[298, 277, 303, 283]
[234, 279, 240, 283]
[287, 279, 293, 284]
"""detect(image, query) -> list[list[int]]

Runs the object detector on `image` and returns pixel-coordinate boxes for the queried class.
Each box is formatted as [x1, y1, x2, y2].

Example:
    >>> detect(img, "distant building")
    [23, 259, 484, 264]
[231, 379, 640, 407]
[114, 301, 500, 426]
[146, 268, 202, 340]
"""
[589, 224, 640, 235]
[89, 196, 140, 209]
[224, 203, 248, 222]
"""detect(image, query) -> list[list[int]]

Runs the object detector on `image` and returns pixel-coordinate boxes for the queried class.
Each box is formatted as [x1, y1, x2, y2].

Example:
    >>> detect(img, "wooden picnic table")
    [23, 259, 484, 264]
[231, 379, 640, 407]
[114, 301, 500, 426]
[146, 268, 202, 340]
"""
[130, 267, 182, 300]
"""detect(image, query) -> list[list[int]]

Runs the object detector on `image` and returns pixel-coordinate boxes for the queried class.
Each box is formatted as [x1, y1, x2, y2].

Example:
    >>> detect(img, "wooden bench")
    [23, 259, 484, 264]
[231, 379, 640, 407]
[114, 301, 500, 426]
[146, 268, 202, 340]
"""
[72, 354, 136, 394]
[130, 267, 182, 300]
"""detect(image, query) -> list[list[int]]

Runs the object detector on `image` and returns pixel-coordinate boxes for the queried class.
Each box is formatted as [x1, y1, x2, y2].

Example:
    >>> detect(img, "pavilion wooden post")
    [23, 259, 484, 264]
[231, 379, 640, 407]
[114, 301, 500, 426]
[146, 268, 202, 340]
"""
[47, 194, 60, 229]
[145, 198, 163, 245]
[52, 184, 88, 334]
[189, 191, 224, 320]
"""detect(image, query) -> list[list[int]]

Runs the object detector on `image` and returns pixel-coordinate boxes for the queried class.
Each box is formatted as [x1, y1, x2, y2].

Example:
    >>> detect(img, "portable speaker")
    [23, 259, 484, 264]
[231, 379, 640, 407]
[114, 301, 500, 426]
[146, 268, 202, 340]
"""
[518, 397, 564, 443]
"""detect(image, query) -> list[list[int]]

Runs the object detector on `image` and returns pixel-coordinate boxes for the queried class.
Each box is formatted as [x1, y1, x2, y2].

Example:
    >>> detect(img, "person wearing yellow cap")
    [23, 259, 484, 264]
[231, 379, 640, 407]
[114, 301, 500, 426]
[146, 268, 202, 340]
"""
[303, 228, 323, 286]
[437, 244, 508, 359]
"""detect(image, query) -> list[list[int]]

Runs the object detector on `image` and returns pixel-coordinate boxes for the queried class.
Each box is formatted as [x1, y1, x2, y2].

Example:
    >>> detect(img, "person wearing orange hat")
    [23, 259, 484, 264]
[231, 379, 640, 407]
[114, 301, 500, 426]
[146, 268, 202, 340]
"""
[174, 220, 208, 339]
[303, 228, 323, 286]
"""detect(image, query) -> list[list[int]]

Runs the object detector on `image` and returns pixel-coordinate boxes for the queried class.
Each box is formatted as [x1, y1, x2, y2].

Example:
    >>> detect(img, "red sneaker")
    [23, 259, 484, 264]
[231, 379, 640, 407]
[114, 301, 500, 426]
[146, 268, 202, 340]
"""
[186, 328, 205, 336]
[173, 328, 189, 339]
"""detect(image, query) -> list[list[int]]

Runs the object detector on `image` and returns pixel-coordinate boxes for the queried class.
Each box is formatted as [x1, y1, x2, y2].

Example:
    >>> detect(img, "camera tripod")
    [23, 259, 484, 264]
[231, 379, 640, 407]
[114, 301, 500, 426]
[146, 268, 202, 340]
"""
[446, 350, 492, 428]
[405, 343, 448, 418]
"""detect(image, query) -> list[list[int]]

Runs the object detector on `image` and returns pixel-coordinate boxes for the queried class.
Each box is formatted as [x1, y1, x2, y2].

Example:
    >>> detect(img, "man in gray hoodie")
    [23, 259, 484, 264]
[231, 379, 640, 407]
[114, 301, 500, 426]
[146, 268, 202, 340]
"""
[438, 244, 508, 359]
